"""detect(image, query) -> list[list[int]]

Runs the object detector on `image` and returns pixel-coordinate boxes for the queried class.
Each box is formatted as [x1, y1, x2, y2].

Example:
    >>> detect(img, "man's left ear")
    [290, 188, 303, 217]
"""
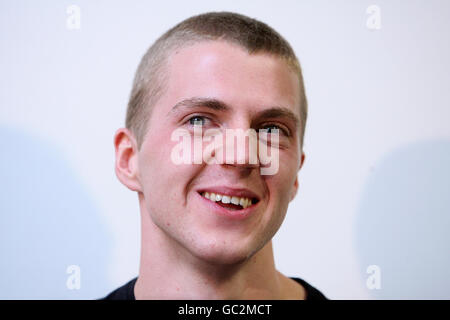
[290, 152, 306, 201]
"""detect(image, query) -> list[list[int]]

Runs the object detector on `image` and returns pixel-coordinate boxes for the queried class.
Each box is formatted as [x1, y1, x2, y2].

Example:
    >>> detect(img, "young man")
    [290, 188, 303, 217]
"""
[104, 11, 326, 300]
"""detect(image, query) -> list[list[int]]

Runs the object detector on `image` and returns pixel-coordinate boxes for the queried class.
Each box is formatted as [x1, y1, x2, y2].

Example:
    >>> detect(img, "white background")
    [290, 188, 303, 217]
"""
[1, 0, 449, 299]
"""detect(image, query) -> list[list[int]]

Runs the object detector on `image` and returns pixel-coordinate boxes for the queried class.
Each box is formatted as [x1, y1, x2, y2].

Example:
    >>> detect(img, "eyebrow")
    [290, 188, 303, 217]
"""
[167, 96, 300, 128]
[167, 97, 229, 116]
[255, 107, 300, 129]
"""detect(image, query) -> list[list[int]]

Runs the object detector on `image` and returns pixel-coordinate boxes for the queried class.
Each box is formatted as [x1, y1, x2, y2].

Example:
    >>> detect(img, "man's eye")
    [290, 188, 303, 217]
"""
[261, 125, 279, 133]
[188, 116, 206, 126]
[260, 124, 289, 136]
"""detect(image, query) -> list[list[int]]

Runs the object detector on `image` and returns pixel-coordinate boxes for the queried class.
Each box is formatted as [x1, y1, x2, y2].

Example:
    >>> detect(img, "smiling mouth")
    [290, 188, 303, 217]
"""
[199, 191, 258, 211]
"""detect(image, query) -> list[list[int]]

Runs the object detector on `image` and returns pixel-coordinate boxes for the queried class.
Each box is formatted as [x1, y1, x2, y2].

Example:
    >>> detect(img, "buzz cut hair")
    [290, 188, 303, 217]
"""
[126, 11, 308, 150]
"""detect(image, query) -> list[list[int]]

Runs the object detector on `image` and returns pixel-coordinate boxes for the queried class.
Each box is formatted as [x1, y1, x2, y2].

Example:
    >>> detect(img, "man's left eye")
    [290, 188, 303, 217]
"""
[260, 124, 289, 136]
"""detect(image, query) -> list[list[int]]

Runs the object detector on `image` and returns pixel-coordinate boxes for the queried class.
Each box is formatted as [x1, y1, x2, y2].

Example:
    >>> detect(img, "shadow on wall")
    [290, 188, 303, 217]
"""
[355, 139, 450, 299]
[0, 126, 112, 299]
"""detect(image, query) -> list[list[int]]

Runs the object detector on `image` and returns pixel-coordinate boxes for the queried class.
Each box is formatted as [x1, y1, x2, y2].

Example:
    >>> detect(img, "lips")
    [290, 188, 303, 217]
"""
[196, 186, 261, 218]
[200, 191, 253, 209]
[197, 186, 260, 202]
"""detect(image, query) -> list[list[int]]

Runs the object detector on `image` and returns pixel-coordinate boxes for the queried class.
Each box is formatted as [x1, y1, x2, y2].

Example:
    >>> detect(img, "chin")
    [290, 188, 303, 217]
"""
[197, 251, 249, 266]
[188, 239, 262, 266]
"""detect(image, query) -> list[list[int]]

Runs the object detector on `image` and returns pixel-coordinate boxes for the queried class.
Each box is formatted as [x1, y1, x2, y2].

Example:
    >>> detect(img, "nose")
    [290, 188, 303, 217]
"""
[221, 121, 261, 170]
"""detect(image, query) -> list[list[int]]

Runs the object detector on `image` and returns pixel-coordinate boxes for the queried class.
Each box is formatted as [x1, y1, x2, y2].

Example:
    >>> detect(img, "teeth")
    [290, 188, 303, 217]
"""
[201, 192, 254, 209]
[221, 195, 231, 204]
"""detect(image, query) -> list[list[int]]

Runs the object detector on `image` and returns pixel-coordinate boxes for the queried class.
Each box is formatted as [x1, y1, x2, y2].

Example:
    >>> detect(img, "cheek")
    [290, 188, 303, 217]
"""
[138, 132, 204, 210]
[268, 165, 298, 207]
[139, 128, 184, 179]
[138, 133, 177, 204]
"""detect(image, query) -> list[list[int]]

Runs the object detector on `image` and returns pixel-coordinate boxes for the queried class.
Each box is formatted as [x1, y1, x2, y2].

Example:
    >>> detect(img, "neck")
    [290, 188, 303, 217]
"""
[134, 194, 289, 300]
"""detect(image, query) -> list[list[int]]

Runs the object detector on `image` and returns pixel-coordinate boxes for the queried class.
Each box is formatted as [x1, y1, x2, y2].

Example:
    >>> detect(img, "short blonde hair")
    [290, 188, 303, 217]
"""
[126, 11, 308, 150]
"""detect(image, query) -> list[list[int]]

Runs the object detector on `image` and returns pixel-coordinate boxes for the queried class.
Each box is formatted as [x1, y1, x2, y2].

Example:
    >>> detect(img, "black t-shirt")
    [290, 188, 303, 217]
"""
[102, 277, 327, 300]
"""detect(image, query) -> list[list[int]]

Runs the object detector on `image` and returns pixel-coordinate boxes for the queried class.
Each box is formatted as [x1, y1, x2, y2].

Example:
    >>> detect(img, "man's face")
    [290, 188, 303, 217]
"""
[136, 41, 304, 264]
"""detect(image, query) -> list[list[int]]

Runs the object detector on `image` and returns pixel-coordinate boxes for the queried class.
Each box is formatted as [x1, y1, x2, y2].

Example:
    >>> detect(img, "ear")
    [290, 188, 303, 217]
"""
[289, 151, 306, 202]
[114, 128, 143, 192]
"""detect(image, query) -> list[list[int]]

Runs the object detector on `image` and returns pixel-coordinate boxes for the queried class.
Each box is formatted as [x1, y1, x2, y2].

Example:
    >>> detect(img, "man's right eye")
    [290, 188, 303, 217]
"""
[188, 116, 206, 126]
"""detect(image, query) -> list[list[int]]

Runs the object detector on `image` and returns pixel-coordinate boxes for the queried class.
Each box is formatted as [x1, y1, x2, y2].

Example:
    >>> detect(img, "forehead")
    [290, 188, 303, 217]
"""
[157, 41, 301, 116]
